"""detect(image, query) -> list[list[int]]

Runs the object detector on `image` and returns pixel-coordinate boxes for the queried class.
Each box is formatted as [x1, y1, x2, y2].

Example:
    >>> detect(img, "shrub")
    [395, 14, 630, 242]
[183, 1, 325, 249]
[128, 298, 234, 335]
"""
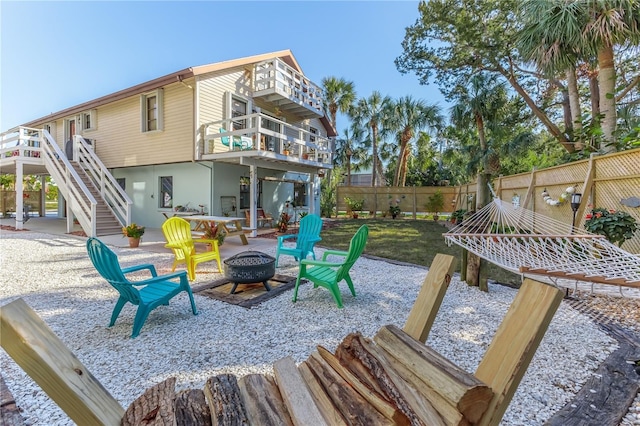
[584, 207, 638, 247]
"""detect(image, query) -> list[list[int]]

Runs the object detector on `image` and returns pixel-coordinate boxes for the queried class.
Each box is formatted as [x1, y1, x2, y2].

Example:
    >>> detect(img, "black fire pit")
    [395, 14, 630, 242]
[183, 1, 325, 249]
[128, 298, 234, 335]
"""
[223, 251, 276, 294]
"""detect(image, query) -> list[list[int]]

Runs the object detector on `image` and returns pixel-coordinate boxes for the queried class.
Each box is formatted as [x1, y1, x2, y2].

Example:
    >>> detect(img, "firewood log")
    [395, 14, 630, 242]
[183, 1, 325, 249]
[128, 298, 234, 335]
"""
[174, 389, 211, 426]
[374, 325, 493, 424]
[237, 374, 292, 426]
[203, 374, 248, 426]
[122, 377, 176, 426]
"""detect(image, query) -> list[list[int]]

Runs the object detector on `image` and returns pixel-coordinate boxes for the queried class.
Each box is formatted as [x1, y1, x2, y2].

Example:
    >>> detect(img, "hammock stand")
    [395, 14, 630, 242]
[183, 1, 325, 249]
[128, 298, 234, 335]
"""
[443, 198, 640, 295]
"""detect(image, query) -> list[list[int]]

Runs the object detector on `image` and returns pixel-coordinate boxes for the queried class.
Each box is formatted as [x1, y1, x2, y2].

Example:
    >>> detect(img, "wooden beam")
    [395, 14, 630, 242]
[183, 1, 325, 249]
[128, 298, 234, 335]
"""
[474, 279, 563, 426]
[0, 298, 124, 425]
[403, 253, 456, 343]
[273, 357, 328, 426]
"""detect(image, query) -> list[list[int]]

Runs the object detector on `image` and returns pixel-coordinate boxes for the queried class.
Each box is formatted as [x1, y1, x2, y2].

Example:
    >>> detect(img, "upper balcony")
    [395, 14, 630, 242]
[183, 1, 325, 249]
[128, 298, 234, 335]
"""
[253, 59, 324, 120]
[201, 113, 332, 173]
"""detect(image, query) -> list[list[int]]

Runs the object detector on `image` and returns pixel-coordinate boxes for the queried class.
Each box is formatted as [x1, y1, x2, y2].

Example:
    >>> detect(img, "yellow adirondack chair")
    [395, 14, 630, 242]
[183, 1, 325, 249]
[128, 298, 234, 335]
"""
[162, 217, 222, 281]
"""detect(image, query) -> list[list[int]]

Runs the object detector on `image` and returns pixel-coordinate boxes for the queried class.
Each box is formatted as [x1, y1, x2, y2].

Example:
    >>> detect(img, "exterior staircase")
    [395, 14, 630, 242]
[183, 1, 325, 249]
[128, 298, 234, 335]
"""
[0, 127, 132, 237]
[68, 162, 123, 236]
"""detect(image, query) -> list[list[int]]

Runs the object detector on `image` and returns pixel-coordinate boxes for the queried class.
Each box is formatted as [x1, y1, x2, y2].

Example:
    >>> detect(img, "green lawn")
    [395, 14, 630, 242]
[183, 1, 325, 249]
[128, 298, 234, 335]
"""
[319, 218, 521, 286]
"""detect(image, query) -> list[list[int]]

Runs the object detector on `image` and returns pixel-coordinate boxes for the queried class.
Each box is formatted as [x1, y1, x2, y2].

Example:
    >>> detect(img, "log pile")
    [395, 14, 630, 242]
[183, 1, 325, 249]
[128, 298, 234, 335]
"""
[121, 324, 494, 426]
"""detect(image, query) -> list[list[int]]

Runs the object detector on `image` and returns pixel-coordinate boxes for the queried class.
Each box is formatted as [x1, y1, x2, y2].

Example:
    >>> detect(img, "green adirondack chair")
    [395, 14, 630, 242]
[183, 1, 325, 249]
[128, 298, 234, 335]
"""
[275, 213, 323, 267]
[293, 224, 369, 308]
[86, 237, 198, 338]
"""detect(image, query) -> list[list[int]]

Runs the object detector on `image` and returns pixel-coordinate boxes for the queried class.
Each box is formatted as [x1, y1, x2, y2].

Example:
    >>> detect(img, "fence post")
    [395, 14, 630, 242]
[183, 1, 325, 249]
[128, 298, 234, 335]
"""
[412, 186, 417, 219]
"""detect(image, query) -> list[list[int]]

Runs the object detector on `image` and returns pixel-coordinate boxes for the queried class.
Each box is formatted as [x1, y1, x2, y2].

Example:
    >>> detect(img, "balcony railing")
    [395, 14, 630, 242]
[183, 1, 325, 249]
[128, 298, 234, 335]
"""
[0, 127, 42, 159]
[253, 59, 324, 119]
[202, 113, 332, 166]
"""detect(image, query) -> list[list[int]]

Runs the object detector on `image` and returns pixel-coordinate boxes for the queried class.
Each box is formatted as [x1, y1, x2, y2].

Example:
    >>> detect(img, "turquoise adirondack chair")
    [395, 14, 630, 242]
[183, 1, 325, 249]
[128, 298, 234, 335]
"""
[275, 213, 323, 267]
[86, 237, 198, 338]
[293, 224, 369, 308]
[219, 127, 252, 150]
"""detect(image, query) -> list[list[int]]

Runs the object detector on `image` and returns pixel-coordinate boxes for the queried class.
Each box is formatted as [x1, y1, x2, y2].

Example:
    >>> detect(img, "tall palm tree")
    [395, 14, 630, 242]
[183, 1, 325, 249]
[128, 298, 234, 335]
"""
[517, 0, 586, 150]
[321, 77, 356, 133]
[388, 96, 442, 186]
[350, 91, 393, 187]
[518, 0, 640, 153]
[334, 126, 362, 186]
[450, 73, 508, 208]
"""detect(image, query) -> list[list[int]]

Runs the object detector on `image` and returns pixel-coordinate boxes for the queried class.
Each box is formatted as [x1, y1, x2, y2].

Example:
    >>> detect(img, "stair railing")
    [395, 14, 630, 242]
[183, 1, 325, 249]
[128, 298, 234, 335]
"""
[73, 136, 132, 226]
[41, 129, 98, 237]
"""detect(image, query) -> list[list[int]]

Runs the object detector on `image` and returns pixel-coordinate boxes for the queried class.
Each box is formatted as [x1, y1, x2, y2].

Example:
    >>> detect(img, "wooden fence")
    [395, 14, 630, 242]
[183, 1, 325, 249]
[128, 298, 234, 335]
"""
[338, 147, 640, 254]
[1, 190, 43, 218]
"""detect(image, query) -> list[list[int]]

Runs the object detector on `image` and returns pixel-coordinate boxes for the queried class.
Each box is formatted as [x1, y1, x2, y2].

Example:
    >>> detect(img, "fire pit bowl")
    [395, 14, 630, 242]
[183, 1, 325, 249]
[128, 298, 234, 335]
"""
[223, 251, 276, 294]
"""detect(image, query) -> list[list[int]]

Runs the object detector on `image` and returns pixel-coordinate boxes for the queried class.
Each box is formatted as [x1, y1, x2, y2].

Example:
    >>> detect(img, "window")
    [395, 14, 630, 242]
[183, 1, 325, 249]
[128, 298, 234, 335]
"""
[309, 126, 318, 144]
[141, 89, 164, 132]
[116, 178, 126, 190]
[43, 122, 55, 136]
[159, 176, 173, 208]
[239, 180, 262, 209]
[80, 110, 97, 131]
[225, 92, 251, 131]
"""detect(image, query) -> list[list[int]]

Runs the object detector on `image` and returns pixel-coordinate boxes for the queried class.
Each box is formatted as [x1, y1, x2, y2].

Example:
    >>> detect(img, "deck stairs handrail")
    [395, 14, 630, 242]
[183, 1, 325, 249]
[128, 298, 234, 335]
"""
[73, 135, 132, 226]
[41, 129, 99, 236]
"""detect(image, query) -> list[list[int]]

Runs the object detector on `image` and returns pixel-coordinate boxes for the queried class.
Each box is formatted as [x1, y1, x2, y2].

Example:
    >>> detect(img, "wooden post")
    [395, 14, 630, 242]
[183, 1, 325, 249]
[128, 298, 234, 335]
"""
[0, 299, 124, 425]
[412, 186, 417, 219]
[460, 248, 468, 282]
[403, 254, 456, 343]
[475, 279, 563, 426]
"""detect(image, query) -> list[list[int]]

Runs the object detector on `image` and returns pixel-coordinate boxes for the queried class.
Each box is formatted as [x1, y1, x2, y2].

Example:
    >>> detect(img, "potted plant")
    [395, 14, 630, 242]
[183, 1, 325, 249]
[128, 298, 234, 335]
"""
[122, 223, 145, 248]
[389, 205, 401, 219]
[450, 209, 467, 224]
[282, 142, 292, 156]
[426, 190, 444, 221]
[584, 207, 638, 247]
[203, 223, 226, 247]
[298, 211, 309, 221]
[277, 212, 291, 233]
[344, 197, 364, 219]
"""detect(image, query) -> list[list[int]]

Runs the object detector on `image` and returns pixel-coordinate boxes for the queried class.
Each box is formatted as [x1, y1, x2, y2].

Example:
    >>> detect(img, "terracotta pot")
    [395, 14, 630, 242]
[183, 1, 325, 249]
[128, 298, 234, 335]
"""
[128, 237, 140, 248]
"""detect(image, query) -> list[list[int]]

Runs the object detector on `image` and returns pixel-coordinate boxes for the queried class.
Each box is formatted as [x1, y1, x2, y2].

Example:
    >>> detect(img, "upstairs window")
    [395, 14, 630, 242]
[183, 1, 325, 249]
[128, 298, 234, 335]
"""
[309, 126, 318, 144]
[141, 89, 164, 132]
[80, 110, 97, 131]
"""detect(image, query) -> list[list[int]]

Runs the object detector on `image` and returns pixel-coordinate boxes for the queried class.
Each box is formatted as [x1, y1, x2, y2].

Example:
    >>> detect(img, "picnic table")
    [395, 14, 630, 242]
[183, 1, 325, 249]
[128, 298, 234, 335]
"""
[183, 215, 251, 245]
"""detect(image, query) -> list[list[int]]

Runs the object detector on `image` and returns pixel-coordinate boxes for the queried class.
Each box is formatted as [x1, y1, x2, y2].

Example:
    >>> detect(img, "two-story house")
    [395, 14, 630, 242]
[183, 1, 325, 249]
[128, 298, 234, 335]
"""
[0, 50, 336, 236]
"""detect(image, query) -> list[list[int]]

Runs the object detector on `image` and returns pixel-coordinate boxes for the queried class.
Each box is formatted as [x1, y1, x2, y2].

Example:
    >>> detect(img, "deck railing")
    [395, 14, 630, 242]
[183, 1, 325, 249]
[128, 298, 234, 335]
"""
[202, 112, 332, 165]
[254, 59, 324, 116]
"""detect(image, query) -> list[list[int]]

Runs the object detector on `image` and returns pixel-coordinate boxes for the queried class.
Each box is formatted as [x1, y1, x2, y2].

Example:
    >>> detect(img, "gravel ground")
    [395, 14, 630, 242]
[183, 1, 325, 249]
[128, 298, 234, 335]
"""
[0, 231, 637, 425]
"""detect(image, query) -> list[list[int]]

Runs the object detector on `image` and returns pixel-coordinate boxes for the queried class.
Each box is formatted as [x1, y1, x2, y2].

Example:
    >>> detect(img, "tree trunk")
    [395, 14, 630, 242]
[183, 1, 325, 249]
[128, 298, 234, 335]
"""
[466, 172, 491, 291]
[371, 125, 378, 186]
[589, 73, 600, 120]
[567, 67, 583, 150]
[399, 146, 411, 187]
[598, 45, 617, 153]
[497, 66, 574, 153]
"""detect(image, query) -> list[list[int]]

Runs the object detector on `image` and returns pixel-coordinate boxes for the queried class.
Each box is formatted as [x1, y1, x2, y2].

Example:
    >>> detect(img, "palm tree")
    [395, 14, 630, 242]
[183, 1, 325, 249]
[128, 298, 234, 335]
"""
[388, 96, 442, 186]
[450, 73, 508, 209]
[350, 91, 393, 186]
[334, 126, 362, 186]
[517, 0, 586, 150]
[321, 77, 356, 133]
[518, 0, 640, 153]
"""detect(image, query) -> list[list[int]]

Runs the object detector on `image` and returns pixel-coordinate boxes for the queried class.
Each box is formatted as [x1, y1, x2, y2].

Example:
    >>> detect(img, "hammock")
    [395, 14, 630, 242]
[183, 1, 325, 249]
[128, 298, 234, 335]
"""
[443, 198, 640, 289]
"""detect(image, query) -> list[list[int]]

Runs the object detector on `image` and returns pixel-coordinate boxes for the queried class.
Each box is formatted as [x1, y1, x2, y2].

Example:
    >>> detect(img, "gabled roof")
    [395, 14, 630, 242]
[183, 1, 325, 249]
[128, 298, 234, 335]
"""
[21, 50, 311, 128]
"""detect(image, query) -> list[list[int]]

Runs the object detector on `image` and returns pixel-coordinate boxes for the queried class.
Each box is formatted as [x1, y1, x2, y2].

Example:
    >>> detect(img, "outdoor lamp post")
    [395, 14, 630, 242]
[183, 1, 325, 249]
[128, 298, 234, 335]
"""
[571, 193, 582, 229]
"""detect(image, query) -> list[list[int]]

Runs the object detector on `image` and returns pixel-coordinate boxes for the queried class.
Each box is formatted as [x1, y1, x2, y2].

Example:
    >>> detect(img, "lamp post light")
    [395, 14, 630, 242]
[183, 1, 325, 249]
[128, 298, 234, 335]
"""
[571, 193, 582, 230]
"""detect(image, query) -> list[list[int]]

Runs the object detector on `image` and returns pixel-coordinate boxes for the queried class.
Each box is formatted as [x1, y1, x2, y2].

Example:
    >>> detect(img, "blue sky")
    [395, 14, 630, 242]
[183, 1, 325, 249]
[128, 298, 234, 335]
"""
[1, 1, 448, 134]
